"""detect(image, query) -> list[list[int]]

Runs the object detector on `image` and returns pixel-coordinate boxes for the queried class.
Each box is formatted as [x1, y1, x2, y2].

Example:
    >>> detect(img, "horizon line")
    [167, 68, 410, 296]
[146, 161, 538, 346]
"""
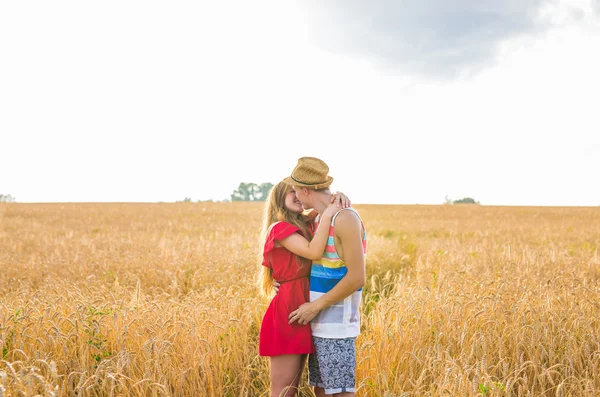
[3, 201, 599, 208]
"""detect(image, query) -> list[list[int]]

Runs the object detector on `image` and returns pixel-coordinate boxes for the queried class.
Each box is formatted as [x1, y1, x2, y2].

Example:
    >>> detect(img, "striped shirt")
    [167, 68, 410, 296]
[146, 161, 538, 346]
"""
[310, 208, 367, 338]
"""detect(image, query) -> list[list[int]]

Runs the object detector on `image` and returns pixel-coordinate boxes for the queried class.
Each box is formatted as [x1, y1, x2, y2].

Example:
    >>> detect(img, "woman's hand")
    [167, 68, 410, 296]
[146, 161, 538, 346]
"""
[331, 191, 351, 208]
[323, 200, 339, 218]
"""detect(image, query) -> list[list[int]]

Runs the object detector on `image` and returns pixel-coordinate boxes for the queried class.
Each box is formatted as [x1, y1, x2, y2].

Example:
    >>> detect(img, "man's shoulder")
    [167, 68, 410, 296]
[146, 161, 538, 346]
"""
[333, 209, 362, 231]
[334, 207, 361, 220]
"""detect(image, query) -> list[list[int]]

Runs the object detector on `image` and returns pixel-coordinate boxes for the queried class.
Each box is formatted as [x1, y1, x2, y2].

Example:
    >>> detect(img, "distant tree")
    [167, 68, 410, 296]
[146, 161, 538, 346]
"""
[231, 183, 251, 201]
[443, 195, 453, 205]
[257, 182, 274, 201]
[453, 197, 479, 204]
[231, 182, 274, 202]
[0, 194, 16, 202]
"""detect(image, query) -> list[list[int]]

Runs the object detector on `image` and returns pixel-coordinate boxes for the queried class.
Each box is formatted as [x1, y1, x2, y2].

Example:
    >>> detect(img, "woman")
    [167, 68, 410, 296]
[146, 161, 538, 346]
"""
[258, 181, 348, 397]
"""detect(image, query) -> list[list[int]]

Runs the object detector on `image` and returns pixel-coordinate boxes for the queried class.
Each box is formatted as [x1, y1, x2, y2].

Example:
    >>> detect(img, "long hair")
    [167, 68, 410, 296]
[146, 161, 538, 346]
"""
[257, 181, 312, 297]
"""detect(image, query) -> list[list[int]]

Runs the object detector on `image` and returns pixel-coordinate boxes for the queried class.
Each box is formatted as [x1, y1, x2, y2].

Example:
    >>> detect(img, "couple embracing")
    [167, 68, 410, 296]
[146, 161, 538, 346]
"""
[258, 157, 367, 397]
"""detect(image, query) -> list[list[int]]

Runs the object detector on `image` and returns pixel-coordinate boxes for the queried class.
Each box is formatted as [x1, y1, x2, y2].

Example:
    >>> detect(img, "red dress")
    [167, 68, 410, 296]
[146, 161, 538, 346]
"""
[259, 222, 315, 356]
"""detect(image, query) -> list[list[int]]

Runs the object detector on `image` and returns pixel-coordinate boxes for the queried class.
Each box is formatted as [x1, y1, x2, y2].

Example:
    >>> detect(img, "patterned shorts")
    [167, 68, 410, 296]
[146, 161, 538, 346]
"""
[308, 336, 357, 394]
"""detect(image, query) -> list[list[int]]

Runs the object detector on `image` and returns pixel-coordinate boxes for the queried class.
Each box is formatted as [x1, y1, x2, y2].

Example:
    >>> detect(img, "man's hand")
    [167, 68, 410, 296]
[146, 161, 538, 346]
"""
[288, 302, 320, 325]
[273, 281, 280, 294]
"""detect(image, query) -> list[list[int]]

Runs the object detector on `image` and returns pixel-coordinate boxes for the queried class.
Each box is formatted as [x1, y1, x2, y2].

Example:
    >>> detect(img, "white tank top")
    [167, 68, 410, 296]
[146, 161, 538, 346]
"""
[309, 208, 367, 338]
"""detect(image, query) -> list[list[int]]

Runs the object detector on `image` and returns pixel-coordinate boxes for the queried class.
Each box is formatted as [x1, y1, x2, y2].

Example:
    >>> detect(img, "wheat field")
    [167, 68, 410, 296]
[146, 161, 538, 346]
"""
[0, 202, 599, 396]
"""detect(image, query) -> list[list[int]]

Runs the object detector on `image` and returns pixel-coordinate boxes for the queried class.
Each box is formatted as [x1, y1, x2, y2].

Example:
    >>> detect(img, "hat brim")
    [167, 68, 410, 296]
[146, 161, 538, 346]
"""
[283, 176, 334, 190]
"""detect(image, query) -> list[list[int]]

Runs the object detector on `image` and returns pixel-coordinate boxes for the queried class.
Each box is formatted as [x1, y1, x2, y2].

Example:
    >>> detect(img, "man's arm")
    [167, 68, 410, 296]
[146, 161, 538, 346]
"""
[289, 210, 365, 324]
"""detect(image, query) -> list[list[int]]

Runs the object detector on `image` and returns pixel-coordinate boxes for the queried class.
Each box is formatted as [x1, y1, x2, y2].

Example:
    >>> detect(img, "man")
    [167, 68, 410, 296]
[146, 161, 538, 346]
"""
[283, 157, 367, 397]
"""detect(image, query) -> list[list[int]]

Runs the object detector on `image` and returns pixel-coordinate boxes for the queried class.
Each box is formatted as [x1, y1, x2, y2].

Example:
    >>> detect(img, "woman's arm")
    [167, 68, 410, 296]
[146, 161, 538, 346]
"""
[303, 192, 350, 221]
[278, 202, 338, 260]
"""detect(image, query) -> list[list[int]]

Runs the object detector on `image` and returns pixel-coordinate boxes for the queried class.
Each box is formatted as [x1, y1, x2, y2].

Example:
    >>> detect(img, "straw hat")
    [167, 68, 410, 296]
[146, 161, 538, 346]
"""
[283, 157, 334, 189]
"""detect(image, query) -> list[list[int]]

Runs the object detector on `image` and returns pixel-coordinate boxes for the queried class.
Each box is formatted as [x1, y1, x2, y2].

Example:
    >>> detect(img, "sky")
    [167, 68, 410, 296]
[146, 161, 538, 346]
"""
[1, 0, 599, 206]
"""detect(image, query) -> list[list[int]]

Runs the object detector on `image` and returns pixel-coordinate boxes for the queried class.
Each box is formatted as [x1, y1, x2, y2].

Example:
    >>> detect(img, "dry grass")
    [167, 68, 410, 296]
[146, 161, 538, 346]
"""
[0, 202, 599, 396]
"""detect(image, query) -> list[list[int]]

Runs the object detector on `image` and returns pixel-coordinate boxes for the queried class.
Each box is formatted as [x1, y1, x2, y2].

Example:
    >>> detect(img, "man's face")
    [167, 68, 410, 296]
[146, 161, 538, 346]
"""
[291, 186, 311, 209]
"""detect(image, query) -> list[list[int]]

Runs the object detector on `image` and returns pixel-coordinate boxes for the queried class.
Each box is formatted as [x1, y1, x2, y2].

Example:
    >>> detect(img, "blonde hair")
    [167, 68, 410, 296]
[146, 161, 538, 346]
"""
[257, 181, 312, 297]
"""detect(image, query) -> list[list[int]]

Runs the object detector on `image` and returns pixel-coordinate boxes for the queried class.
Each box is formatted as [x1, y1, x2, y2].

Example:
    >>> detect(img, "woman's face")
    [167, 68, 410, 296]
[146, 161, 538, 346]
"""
[284, 190, 304, 214]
